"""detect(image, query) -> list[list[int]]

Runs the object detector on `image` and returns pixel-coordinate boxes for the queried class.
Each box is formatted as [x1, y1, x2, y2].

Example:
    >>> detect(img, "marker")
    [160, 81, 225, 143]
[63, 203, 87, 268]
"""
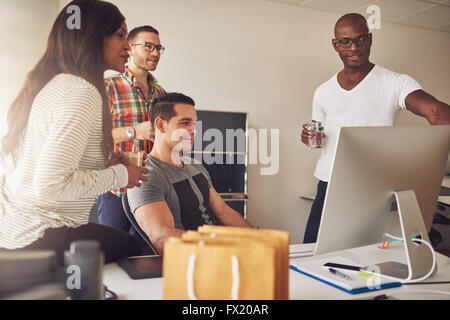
[328, 267, 352, 281]
[377, 236, 419, 249]
[323, 262, 363, 272]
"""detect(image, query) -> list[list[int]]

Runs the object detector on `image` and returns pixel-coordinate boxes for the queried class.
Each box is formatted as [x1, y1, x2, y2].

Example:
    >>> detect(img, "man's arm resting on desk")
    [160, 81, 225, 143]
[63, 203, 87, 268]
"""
[209, 188, 253, 228]
[133, 188, 252, 254]
[134, 201, 185, 254]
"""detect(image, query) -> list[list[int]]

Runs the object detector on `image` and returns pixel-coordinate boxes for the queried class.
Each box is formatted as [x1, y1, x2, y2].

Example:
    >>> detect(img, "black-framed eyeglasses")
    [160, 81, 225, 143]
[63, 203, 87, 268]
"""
[335, 33, 371, 48]
[131, 42, 165, 54]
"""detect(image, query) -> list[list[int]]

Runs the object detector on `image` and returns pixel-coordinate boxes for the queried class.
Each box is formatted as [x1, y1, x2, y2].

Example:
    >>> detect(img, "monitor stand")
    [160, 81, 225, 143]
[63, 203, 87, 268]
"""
[370, 190, 437, 281]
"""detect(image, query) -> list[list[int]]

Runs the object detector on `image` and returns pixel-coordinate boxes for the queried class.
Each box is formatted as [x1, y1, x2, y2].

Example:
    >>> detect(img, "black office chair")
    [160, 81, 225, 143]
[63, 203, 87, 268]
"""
[121, 193, 158, 255]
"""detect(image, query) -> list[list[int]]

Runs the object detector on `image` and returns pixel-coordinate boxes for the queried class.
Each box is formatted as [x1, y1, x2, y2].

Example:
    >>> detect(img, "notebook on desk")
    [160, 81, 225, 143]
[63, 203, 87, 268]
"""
[290, 256, 402, 294]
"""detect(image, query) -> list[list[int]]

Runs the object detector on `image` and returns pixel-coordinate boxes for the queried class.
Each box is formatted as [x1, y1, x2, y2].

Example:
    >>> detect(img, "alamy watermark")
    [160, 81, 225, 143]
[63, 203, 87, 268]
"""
[66, 5, 81, 30]
[367, 5, 382, 30]
[61, 3, 381, 178]
[171, 122, 280, 176]
[365, 264, 382, 290]
[64, 3, 382, 31]
[66, 264, 81, 290]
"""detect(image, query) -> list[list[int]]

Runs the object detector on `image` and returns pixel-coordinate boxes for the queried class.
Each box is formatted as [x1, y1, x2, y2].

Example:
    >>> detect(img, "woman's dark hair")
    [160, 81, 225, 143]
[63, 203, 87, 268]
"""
[2, 0, 125, 162]
[150, 93, 196, 129]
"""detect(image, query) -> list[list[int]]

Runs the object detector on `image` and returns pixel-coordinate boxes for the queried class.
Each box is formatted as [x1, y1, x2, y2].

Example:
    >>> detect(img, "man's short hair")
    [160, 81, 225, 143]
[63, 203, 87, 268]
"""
[334, 13, 369, 36]
[151, 93, 196, 128]
[127, 25, 159, 42]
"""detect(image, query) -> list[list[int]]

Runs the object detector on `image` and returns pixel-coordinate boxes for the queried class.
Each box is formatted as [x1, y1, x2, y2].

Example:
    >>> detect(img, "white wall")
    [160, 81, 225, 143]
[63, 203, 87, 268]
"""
[0, 0, 59, 139]
[5, 0, 450, 243]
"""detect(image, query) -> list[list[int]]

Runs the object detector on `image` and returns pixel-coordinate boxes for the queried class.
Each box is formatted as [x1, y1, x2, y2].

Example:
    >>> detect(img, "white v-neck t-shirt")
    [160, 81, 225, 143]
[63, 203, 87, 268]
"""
[312, 65, 422, 182]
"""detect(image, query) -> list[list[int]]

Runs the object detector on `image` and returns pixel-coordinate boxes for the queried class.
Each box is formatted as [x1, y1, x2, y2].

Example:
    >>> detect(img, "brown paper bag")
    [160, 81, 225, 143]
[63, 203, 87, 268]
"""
[181, 230, 288, 299]
[197, 225, 290, 299]
[163, 237, 277, 300]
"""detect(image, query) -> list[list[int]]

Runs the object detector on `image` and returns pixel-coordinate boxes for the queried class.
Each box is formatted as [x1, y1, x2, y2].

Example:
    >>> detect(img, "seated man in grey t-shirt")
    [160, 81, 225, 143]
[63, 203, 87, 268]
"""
[127, 93, 252, 254]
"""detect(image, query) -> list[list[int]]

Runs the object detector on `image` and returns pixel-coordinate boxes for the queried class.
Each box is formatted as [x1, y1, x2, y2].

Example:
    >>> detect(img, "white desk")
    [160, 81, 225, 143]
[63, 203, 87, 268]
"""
[103, 242, 450, 300]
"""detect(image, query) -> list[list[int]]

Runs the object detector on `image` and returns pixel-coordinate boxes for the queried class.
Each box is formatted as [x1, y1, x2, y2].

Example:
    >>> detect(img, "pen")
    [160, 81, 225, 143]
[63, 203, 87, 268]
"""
[328, 268, 352, 281]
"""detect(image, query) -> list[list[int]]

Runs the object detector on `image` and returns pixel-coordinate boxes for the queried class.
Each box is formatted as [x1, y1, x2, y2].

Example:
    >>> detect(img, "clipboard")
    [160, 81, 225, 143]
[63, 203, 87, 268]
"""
[290, 256, 402, 294]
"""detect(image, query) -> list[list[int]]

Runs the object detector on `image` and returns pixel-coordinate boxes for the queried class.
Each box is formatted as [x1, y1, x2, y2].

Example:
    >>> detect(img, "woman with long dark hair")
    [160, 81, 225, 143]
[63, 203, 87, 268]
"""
[0, 0, 148, 263]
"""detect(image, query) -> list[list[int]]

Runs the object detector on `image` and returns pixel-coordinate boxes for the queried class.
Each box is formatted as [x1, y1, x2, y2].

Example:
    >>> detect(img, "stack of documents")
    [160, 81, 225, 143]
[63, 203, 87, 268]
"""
[290, 256, 402, 294]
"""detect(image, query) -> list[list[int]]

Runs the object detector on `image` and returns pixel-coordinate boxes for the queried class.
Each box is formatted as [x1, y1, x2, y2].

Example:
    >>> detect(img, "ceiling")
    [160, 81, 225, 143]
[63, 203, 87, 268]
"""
[263, 0, 450, 33]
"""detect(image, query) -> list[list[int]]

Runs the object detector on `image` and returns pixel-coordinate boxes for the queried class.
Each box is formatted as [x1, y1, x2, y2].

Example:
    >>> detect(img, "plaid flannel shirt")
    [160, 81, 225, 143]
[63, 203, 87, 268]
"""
[105, 68, 165, 196]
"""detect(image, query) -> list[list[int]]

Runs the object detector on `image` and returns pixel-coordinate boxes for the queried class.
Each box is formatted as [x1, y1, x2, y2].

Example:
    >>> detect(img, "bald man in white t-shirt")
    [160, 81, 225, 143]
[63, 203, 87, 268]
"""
[301, 13, 450, 243]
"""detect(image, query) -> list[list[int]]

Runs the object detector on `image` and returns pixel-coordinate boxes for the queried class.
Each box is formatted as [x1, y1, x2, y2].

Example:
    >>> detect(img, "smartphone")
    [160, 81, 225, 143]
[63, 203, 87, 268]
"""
[117, 255, 163, 280]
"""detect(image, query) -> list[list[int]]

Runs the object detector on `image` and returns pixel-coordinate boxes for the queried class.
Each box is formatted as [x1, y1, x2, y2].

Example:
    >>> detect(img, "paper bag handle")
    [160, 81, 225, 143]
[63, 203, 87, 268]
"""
[187, 253, 240, 300]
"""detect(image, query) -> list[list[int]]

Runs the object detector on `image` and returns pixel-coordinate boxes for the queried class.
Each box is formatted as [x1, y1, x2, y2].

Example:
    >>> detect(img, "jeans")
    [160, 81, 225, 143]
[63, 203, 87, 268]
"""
[97, 192, 155, 255]
[97, 192, 131, 232]
[303, 180, 328, 244]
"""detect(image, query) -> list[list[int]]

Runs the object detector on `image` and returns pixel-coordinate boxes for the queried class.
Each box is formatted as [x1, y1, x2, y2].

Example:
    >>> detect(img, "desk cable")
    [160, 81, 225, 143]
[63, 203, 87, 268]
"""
[375, 233, 450, 299]
[374, 289, 450, 300]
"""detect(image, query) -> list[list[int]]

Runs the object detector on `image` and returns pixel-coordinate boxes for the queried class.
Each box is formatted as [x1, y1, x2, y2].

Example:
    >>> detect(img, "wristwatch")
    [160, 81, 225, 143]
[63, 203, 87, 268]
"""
[126, 126, 135, 140]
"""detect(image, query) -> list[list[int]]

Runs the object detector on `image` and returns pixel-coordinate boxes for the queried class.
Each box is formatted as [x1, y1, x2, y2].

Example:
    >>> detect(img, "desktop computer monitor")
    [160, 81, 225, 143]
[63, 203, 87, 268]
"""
[314, 126, 450, 279]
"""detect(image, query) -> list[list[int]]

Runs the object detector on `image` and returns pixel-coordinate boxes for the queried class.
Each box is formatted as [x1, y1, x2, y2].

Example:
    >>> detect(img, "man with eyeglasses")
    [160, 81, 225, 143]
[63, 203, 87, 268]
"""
[301, 13, 450, 244]
[97, 25, 166, 253]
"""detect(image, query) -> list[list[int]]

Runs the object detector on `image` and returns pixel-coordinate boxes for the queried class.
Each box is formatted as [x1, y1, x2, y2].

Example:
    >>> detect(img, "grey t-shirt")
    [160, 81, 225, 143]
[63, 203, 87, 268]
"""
[127, 155, 216, 230]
